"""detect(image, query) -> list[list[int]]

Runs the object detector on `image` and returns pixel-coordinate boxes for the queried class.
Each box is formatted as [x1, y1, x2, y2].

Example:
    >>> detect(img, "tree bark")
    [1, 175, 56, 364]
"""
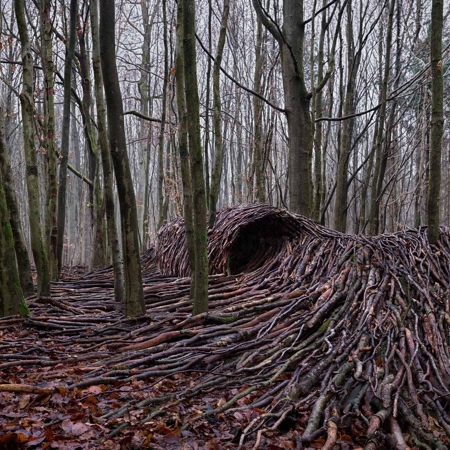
[208, 0, 230, 227]
[368, 0, 395, 235]
[427, 0, 443, 244]
[15, 0, 50, 297]
[333, 0, 360, 232]
[251, 17, 266, 204]
[175, 0, 195, 301]
[157, 0, 169, 229]
[0, 108, 33, 298]
[252, 0, 313, 216]
[76, 11, 105, 269]
[181, 0, 209, 314]
[0, 170, 28, 317]
[0, 5, 33, 297]
[57, 0, 77, 274]
[90, 0, 124, 302]
[39, 0, 58, 280]
[100, 0, 145, 317]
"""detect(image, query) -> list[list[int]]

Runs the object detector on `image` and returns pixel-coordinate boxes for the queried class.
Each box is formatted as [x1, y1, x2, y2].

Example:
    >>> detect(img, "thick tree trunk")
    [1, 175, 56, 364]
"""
[90, 0, 124, 302]
[99, 0, 145, 317]
[427, 0, 443, 244]
[0, 108, 33, 298]
[15, 0, 50, 297]
[252, 0, 313, 216]
[282, 0, 313, 216]
[0, 4, 33, 296]
[0, 173, 28, 317]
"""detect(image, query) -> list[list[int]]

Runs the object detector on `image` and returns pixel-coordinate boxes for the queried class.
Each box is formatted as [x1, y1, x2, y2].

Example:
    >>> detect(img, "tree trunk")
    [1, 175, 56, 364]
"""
[175, 0, 195, 301]
[368, 0, 395, 235]
[100, 0, 145, 317]
[208, 0, 230, 227]
[90, 0, 124, 302]
[0, 171, 28, 317]
[181, 0, 209, 314]
[138, 0, 158, 249]
[15, 0, 50, 297]
[157, 0, 169, 229]
[0, 109, 33, 298]
[427, 0, 443, 244]
[252, 0, 313, 216]
[0, 4, 33, 298]
[333, 0, 360, 232]
[39, 0, 58, 280]
[76, 11, 105, 269]
[57, 0, 77, 273]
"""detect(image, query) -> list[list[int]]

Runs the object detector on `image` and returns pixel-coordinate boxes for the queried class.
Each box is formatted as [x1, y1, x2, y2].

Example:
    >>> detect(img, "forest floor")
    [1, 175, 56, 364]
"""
[2, 204, 450, 449]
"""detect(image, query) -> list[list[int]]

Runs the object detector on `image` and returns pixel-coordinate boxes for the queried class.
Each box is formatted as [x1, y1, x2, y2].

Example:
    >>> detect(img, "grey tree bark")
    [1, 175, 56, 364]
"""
[15, 0, 50, 297]
[90, 0, 124, 302]
[39, 0, 58, 280]
[179, 0, 209, 314]
[208, 0, 230, 227]
[427, 0, 443, 244]
[57, 0, 77, 274]
[100, 0, 145, 316]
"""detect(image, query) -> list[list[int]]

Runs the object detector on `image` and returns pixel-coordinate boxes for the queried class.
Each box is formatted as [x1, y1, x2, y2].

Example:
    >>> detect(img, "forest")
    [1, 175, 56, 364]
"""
[0, 0, 449, 448]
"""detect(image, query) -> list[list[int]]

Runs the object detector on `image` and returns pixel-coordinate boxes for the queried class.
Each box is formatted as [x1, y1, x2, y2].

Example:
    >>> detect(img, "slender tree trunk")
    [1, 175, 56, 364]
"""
[203, 0, 213, 206]
[15, 0, 50, 297]
[427, 0, 443, 244]
[90, 0, 124, 301]
[368, 0, 395, 235]
[208, 0, 230, 227]
[39, 0, 58, 280]
[100, 0, 145, 316]
[181, 0, 209, 314]
[76, 11, 105, 269]
[251, 17, 266, 204]
[175, 0, 195, 300]
[157, 0, 169, 229]
[57, 0, 77, 273]
[138, 0, 158, 249]
[312, 0, 326, 221]
[333, 0, 360, 232]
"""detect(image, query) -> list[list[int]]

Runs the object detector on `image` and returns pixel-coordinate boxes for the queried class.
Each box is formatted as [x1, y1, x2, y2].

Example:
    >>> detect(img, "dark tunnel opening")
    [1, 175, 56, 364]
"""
[226, 217, 301, 275]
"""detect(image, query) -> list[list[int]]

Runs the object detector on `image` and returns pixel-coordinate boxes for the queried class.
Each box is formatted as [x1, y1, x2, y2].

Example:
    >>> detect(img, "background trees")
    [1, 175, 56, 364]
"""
[0, 0, 448, 314]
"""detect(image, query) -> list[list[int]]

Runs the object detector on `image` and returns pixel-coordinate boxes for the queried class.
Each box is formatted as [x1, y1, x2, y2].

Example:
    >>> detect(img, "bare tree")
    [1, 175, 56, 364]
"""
[90, 0, 124, 302]
[176, 0, 209, 314]
[15, 0, 50, 297]
[100, 0, 145, 317]
[208, 0, 230, 227]
[427, 0, 444, 244]
[57, 0, 77, 275]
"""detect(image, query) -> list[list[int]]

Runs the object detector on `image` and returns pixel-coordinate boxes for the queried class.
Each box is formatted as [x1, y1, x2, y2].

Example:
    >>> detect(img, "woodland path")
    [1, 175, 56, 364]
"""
[1, 204, 450, 449]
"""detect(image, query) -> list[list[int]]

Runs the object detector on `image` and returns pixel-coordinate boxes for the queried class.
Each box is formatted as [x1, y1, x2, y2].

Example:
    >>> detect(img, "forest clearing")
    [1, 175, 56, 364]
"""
[2, 204, 450, 449]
